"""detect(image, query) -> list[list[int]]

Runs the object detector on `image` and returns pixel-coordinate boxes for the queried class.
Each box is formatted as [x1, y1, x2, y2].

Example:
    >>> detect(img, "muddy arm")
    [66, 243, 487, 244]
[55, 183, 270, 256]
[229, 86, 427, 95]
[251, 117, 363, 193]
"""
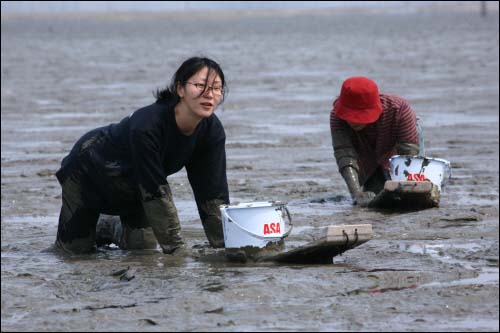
[396, 142, 420, 156]
[186, 137, 229, 248]
[331, 128, 359, 172]
[197, 199, 226, 248]
[129, 128, 184, 253]
[331, 129, 374, 206]
[140, 184, 184, 254]
[340, 166, 376, 207]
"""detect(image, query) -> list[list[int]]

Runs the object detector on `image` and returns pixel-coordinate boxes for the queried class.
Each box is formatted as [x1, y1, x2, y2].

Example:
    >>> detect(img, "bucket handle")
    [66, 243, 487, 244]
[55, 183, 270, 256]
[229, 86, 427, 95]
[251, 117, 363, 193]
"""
[221, 205, 294, 240]
[281, 206, 293, 238]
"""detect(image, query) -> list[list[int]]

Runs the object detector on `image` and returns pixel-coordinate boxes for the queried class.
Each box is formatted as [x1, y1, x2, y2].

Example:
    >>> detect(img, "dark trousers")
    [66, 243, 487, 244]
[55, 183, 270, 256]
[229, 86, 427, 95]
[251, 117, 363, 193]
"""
[56, 164, 100, 253]
[55, 164, 155, 254]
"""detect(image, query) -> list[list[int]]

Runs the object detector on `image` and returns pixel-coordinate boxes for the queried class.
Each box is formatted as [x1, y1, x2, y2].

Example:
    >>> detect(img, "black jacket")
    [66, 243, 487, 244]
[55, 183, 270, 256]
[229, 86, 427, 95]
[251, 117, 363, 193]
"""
[56, 100, 229, 217]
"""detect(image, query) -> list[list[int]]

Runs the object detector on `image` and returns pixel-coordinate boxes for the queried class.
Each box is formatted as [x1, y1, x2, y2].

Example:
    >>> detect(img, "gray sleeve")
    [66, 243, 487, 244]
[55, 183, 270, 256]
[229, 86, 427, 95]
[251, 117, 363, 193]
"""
[331, 129, 359, 172]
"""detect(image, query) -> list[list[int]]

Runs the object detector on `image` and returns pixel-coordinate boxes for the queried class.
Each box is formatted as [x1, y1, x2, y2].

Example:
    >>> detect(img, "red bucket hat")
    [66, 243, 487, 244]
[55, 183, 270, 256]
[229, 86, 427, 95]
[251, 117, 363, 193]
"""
[334, 77, 383, 124]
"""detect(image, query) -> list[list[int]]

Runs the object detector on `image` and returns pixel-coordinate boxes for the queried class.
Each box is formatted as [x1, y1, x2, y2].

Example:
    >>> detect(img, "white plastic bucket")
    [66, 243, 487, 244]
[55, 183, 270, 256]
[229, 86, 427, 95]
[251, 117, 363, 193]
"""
[220, 201, 293, 249]
[389, 155, 452, 190]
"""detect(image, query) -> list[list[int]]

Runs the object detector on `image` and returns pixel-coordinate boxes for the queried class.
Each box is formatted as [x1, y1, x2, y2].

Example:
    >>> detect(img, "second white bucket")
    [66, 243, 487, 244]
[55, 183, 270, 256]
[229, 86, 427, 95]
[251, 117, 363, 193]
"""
[389, 155, 452, 191]
[220, 201, 293, 249]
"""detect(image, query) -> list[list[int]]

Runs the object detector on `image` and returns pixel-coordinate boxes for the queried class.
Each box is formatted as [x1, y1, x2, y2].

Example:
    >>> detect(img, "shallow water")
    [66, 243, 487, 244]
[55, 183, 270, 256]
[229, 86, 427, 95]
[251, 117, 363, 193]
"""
[2, 6, 499, 332]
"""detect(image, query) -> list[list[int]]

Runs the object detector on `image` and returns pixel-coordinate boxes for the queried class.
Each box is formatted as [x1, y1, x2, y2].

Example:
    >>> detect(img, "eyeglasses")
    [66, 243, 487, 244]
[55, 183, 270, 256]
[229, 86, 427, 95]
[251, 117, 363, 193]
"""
[186, 82, 224, 95]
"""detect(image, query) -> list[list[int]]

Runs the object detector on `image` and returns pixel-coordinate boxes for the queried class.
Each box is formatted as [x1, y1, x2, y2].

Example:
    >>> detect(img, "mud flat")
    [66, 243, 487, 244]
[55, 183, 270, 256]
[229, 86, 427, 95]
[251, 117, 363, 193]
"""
[2, 6, 499, 331]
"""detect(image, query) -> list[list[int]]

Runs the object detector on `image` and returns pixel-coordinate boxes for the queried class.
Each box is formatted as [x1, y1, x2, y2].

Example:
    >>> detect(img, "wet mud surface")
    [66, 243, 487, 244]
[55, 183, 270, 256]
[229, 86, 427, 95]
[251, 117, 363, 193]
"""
[2, 6, 499, 331]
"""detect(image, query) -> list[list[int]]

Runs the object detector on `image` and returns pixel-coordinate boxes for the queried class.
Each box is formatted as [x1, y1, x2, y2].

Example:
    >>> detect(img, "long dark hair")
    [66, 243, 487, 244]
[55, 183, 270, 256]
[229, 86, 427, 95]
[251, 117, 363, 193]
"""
[154, 56, 227, 104]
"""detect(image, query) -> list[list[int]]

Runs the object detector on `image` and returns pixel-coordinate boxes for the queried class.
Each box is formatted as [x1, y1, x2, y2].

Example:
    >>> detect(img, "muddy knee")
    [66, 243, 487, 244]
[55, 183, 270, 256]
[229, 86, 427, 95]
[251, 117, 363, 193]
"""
[96, 215, 122, 247]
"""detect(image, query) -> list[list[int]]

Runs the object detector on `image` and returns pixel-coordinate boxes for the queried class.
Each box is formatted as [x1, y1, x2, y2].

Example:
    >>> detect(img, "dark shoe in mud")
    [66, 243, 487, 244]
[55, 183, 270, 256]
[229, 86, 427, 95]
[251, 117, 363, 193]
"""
[96, 215, 158, 250]
[95, 215, 120, 247]
[123, 226, 158, 250]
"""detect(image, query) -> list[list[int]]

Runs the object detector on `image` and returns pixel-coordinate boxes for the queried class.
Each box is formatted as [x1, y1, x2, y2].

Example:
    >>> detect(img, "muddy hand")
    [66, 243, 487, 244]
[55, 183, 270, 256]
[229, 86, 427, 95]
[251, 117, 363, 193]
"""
[141, 184, 184, 254]
[354, 191, 376, 207]
[200, 199, 226, 248]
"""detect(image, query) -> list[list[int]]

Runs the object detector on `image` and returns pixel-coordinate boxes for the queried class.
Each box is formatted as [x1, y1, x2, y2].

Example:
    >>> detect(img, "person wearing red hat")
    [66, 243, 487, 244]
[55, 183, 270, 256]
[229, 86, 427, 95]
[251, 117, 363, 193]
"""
[330, 77, 421, 207]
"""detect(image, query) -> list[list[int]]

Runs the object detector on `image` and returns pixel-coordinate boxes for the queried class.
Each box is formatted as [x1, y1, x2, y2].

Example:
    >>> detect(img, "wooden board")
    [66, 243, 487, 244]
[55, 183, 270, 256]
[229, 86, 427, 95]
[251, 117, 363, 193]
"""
[225, 224, 372, 264]
[368, 180, 440, 209]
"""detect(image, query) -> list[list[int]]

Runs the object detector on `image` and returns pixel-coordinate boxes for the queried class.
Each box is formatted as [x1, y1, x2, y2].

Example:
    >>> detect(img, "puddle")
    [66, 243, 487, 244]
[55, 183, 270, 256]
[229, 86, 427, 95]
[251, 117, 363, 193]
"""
[399, 242, 427, 255]
[422, 266, 499, 288]
[449, 193, 499, 207]
[399, 241, 499, 288]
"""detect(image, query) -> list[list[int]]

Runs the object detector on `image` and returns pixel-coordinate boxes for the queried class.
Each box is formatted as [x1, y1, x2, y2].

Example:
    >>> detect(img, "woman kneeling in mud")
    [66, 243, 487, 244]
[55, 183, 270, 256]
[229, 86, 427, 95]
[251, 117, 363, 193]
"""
[55, 56, 229, 254]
